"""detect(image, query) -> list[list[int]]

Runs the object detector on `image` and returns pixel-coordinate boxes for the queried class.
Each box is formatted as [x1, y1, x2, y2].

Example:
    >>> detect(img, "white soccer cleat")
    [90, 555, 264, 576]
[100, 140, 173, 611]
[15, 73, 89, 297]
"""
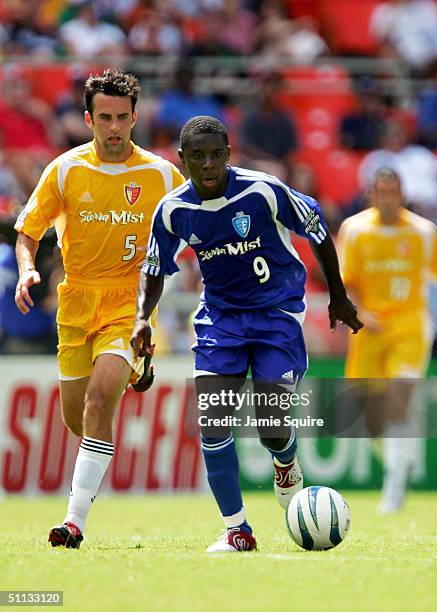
[377, 499, 404, 515]
[274, 456, 303, 509]
[205, 528, 257, 553]
[377, 486, 406, 515]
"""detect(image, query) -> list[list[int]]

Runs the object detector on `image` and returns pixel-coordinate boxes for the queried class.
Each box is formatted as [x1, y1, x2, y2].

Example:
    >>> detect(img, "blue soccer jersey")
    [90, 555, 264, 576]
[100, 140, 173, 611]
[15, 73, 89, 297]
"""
[143, 166, 327, 312]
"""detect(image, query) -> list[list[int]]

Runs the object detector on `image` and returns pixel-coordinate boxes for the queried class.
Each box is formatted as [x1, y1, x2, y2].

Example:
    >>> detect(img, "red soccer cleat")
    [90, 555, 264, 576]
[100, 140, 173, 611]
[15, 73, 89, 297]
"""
[274, 457, 303, 509]
[48, 522, 83, 549]
[206, 528, 257, 553]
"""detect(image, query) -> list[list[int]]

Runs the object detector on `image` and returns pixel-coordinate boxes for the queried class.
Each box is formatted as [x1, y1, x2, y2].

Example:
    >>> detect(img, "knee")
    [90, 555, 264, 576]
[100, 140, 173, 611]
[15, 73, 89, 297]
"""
[83, 389, 107, 427]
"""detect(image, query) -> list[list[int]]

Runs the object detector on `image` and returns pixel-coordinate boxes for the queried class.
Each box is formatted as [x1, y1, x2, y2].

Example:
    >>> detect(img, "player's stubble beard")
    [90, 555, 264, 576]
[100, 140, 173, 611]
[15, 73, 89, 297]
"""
[103, 138, 126, 155]
[100, 133, 132, 161]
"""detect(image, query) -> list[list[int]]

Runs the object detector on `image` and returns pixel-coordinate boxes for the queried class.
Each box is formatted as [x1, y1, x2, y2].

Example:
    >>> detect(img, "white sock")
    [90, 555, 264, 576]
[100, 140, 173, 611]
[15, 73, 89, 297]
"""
[384, 420, 417, 468]
[64, 437, 114, 533]
[222, 506, 246, 529]
[382, 420, 416, 507]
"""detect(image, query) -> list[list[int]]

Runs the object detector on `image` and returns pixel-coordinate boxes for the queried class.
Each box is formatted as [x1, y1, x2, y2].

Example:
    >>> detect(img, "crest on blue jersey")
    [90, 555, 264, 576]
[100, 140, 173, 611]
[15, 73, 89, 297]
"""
[232, 211, 251, 238]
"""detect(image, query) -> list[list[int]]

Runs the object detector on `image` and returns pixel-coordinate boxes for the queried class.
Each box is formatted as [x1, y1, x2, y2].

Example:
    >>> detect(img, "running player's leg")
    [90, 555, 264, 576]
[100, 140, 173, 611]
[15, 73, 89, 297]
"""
[379, 313, 433, 513]
[193, 303, 256, 552]
[50, 377, 91, 548]
[51, 292, 135, 548]
[196, 374, 256, 553]
[379, 380, 416, 513]
[61, 354, 132, 537]
[345, 325, 387, 437]
[50, 309, 95, 547]
[250, 308, 307, 509]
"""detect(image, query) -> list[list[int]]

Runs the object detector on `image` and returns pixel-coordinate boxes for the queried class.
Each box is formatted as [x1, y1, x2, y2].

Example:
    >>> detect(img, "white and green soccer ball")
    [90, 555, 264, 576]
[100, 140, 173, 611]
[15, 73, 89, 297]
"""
[286, 486, 351, 551]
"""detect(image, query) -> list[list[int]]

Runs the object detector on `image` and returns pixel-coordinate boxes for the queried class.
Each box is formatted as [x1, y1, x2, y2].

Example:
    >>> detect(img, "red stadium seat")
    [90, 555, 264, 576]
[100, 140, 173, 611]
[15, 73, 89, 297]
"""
[277, 64, 358, 150]
[181, 16, 204, 45]
[0, 64, 105, 107]
[296, 148, 364, 206]
[0, 64, 69, 106]
[320, 0, 382, 56]
[25, 66, 70, 105]
[282, 0, 322, 25]
[292, 235, 326, 293]
[0, 195, 19, 217]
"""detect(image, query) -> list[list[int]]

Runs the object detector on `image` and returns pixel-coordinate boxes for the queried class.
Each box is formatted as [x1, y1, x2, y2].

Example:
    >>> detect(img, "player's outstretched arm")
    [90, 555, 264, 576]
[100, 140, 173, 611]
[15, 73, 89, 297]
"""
[131, 272, 164, 357]
[310, 232, 363, 334]
[15, 232, 41, 315]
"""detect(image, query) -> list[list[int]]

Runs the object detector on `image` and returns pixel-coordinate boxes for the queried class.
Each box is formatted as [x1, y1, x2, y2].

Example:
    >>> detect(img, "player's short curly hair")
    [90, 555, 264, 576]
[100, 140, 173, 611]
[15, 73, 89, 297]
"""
[180, 116, 228, 150]
[84, 68, 140, 115]
[373, 167, 402, 185]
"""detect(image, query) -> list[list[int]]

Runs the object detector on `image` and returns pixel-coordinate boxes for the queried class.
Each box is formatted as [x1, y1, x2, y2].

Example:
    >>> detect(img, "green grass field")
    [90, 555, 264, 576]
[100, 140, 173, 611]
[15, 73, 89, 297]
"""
[1, 491, 436, 611]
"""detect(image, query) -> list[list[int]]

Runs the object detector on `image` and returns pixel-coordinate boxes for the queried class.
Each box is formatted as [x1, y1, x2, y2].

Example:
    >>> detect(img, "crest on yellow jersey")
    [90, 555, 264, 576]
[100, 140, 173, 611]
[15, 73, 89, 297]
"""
[124, 182, 142, 206]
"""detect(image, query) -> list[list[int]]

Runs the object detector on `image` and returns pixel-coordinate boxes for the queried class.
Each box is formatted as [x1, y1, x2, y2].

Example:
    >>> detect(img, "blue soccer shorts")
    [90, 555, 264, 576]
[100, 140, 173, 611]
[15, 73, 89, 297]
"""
[192, 302, 308, 383]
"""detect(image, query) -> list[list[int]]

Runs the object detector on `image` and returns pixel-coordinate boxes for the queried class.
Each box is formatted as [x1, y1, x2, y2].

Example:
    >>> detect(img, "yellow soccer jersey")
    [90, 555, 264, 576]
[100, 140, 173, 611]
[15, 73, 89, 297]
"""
[15, 141, 185, 282]
[338, 207, 437, 315]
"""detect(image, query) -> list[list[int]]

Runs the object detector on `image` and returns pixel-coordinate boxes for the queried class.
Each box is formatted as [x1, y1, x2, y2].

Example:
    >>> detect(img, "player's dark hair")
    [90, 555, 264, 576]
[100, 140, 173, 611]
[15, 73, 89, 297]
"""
[373, 167, 401, 185]
[84, 68, 140, 116]
[180, 116, 228, 150]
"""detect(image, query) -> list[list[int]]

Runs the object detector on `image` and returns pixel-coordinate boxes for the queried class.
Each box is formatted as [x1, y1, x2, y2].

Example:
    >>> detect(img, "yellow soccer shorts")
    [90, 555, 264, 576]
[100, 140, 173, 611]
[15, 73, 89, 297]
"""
[57, 276, 153, 382]
[345, 310, 434, 379]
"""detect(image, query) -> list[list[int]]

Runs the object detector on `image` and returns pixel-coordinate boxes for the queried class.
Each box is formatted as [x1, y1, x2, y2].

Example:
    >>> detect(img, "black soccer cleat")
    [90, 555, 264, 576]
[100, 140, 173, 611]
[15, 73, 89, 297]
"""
[48, 522, 83, 549]
[131, 353, 155, 393]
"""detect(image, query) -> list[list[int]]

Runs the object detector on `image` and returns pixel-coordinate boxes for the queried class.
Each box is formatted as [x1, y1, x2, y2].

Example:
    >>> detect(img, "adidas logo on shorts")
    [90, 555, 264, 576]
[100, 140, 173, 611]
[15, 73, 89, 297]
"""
[109, 338, 126, 349]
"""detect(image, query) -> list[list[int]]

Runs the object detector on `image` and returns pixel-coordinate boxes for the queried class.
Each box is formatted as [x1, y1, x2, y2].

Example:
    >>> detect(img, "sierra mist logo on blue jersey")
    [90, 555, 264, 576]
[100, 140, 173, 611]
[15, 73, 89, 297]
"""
[232, 211, 251, 238]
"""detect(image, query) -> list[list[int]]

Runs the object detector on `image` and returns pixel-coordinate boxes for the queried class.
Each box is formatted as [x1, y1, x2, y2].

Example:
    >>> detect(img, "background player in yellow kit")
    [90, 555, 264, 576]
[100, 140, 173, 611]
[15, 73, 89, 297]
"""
[338, 168, 437, 512]
[14, 69, 185, 547]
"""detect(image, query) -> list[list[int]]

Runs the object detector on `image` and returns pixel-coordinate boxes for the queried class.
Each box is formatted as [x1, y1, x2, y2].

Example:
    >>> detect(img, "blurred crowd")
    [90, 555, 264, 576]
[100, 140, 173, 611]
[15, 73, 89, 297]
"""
[2, 0, 437, 71]
[1, 0, 437, 355]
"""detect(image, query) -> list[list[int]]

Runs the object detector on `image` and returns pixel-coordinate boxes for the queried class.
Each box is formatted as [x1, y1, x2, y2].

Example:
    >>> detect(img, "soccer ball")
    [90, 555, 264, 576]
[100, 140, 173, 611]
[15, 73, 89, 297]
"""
[286, 486, 351, 551]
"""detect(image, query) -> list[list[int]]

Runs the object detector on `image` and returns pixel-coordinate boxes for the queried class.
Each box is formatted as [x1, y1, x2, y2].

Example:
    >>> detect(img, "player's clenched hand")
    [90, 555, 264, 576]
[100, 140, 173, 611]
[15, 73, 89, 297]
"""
[130, 319, 154, 358]
[15, 270, 41, 314]
[328, 295, 363, 334]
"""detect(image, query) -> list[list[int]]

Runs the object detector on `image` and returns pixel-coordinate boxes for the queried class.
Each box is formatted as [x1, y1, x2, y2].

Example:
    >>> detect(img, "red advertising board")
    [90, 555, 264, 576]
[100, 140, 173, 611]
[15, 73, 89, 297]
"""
[0, 357, 206, 494]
